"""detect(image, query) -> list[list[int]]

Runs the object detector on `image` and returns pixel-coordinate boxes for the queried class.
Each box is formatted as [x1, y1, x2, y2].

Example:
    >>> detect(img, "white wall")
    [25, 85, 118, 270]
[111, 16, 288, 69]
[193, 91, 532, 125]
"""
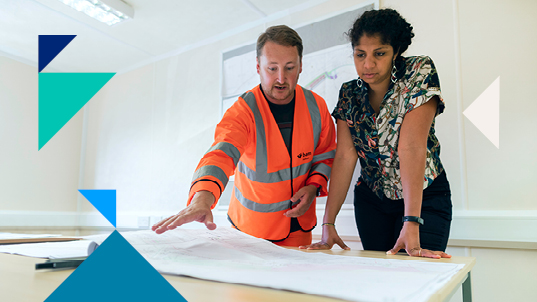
[0, 56, 82, 213]
[456, 0, 537, 211]
[446, 246, 537, 302]
[81, 26, 265, 215]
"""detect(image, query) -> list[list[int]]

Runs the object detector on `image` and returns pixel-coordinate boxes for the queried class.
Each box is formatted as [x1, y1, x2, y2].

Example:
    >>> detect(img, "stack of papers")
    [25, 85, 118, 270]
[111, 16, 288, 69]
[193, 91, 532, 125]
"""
[0, 232, 80, 245]
[0, 233, 62, 240]
[0, 239, 92, 258]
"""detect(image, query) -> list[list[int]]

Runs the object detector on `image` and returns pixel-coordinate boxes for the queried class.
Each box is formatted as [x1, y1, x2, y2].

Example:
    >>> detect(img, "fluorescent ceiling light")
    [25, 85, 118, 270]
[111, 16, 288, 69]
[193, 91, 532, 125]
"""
[57, 0, 134, 26]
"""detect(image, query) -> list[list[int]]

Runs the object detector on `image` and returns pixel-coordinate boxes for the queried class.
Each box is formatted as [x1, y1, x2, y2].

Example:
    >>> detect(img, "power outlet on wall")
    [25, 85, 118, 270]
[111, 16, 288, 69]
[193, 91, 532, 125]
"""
[150, 216, 165, 226]
[137, 216, 150, 229]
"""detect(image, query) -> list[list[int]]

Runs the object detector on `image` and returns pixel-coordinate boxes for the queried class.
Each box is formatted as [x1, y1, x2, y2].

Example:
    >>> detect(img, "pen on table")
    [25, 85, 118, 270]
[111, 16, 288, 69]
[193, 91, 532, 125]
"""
[35, 258, 86, 270]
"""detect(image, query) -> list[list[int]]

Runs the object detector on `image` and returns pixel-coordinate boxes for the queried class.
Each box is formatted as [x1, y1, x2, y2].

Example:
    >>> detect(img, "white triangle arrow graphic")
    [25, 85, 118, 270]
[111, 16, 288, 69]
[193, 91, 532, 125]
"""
[463, 76, 500, 149]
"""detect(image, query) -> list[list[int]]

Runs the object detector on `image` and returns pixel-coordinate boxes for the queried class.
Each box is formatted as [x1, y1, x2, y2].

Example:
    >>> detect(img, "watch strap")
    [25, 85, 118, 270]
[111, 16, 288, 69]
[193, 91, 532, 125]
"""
[402, 216, 424, 225]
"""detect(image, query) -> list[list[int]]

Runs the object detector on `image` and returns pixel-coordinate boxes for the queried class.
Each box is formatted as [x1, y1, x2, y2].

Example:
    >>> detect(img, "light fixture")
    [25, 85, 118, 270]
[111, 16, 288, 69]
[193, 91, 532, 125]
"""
[57, 0, 134, 26]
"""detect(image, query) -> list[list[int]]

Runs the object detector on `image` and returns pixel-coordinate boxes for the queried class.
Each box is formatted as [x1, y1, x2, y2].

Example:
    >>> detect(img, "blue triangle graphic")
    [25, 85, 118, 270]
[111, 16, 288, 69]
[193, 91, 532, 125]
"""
[38, 35, 76, 72]
[78, 190, 116, 228]
[45, 230, 187, 302]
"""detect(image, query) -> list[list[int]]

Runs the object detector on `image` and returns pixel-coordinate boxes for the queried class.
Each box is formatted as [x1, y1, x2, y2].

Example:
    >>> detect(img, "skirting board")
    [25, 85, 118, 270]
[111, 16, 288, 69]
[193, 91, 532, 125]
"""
[1, 209, 536, 246]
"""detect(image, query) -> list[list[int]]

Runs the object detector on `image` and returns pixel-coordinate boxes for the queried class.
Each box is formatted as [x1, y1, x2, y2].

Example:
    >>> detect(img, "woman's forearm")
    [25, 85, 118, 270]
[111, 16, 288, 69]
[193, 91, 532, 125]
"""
[323, 149, 357, 223]
[323, 119, 358, 224]
[397, 97, 439, 219]
[398, 146, 427, 217]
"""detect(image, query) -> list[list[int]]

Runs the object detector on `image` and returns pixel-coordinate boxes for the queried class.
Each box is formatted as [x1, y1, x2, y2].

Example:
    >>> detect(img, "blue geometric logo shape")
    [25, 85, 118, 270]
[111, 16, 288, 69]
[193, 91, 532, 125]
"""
[38, 35, 76, 72]
[44, 230, 187, 302]
[37, 34, 115, 150]
[78, 190, 117, 228]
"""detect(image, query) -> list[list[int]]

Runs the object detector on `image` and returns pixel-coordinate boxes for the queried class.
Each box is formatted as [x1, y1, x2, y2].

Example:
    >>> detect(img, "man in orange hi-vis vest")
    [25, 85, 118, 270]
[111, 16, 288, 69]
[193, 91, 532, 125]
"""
[152, 25, 342, 248]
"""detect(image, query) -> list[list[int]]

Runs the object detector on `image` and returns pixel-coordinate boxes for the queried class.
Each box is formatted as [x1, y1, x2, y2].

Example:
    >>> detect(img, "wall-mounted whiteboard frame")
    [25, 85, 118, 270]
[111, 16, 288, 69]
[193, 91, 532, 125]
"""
[220, 1, 378, 117]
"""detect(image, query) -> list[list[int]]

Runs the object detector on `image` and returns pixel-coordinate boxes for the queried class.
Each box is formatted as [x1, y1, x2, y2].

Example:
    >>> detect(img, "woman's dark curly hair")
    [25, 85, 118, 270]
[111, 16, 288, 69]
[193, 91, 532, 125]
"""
[348, 9, 414, 59]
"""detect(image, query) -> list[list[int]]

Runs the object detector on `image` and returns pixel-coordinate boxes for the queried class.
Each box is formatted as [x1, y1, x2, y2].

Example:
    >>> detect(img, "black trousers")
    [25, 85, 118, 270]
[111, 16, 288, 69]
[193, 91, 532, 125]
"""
[354, 171, 452, 252]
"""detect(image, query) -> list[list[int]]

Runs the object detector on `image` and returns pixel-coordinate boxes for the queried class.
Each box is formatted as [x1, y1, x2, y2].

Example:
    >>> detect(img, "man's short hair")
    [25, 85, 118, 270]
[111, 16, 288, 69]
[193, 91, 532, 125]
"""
[256, 25, 303, 59]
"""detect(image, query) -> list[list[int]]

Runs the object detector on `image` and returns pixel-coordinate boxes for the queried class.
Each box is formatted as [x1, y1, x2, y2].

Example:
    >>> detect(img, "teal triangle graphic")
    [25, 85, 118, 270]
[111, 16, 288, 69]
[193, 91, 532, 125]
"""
[38, 72, 115, 150]
[78, 190, 116, 228]
[45, 230, 187, 302]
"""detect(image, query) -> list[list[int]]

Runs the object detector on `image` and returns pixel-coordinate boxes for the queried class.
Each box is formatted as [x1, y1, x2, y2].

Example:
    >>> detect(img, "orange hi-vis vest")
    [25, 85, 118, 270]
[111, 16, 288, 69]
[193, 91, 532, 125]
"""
[188, 85, 336, 241]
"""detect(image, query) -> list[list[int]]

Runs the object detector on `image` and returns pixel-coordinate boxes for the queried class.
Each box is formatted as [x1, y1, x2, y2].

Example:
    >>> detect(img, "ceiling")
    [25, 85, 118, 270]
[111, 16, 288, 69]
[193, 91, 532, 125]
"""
[0, 0, 320, 73]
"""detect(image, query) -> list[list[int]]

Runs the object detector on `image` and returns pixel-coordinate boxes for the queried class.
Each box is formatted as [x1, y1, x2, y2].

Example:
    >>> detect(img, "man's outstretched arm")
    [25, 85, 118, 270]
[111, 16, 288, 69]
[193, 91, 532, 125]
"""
[152, 191, 216, 234]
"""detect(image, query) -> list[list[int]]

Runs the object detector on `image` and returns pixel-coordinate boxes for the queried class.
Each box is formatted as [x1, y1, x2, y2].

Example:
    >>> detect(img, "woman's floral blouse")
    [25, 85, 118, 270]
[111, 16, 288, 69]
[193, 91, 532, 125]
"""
[332, 56, 445, 200]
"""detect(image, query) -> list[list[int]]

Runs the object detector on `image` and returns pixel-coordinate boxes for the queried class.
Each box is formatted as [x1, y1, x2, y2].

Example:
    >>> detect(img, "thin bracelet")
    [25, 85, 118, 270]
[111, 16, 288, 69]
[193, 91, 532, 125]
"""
[322, 223, 335, 227]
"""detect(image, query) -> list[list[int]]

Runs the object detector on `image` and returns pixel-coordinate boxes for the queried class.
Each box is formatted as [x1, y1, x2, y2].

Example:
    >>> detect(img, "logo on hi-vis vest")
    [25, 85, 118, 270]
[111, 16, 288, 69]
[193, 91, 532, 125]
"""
[296, 151, 312, 160]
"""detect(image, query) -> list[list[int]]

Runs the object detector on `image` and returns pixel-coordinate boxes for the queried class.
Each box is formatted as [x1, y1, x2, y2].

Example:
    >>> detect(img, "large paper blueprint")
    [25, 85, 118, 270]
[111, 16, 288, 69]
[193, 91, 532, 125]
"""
[113, 229, 463, 302]
[0, 228, 463, 301]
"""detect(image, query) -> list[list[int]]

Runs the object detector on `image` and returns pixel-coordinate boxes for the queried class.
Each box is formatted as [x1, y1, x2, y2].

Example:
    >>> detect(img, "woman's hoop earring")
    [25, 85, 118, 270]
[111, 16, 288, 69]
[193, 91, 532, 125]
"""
[390, 64, 397, 84]
[357, 77, 363, 88]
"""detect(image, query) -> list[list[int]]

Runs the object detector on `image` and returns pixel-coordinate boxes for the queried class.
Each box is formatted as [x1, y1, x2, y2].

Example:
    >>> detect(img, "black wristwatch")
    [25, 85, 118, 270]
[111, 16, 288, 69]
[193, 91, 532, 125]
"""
[402, 216, 424, 225]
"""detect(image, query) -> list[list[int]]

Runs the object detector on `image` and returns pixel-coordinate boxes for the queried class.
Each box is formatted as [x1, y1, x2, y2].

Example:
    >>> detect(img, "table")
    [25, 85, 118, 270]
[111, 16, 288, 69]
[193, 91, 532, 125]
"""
[0, 249, 475, 302]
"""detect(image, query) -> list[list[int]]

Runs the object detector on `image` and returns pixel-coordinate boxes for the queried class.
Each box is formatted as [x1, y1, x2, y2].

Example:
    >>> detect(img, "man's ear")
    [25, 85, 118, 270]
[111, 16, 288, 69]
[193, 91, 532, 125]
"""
[256, 57, 260, 75]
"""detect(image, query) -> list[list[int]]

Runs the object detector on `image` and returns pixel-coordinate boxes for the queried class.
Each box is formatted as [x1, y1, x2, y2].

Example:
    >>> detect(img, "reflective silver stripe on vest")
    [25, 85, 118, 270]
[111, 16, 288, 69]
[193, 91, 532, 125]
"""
[238, 89, 323, 183]
[241, 92, 271, 175]
[310, 163, 332, 178]
[303, 89, 322, 149]
[192, 165, 228, 188]
[311, 149, 336, 164]
[234, 186, 290, 213]
[205, 142, 241, 167]
[236, 161, 312, 184]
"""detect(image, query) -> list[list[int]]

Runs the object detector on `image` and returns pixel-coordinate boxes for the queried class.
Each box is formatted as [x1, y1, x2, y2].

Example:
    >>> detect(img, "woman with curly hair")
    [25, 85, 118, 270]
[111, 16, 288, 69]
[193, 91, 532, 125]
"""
[302, 8, 452, 259]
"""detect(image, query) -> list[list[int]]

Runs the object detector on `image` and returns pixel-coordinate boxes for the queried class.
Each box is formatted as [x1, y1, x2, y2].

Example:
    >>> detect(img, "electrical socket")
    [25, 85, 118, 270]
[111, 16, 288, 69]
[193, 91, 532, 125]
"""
[137, 216, 150, 229]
